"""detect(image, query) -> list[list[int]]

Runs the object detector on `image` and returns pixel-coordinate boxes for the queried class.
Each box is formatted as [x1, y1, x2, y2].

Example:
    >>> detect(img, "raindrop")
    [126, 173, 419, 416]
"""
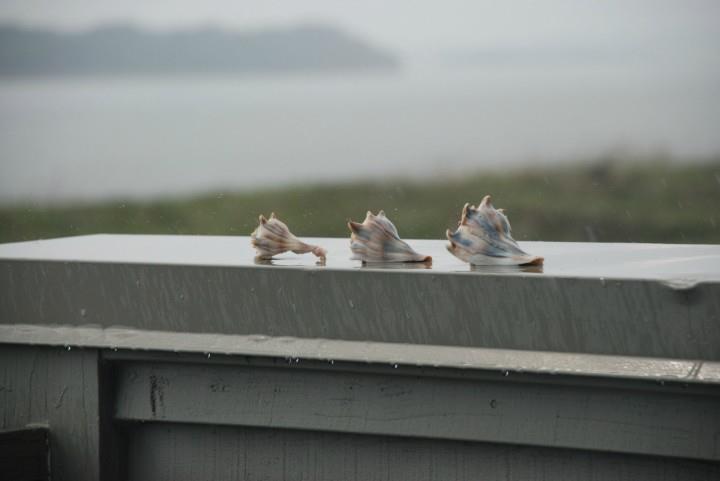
[135, 280, 141, 287]
[329, 359, 335, 365]
[294, 358, 300, 364]
[393, 364, 398, 369]
[599, 277, 606, 287]
[584, 226, 598, 242]
[66, 345, 72, 351]
[79, 308, 87, 317]
[179, 293, 185, 301]
[348, 299, 355, 309]
[206, 353, 211, 359]
[503, 370, 509, 377]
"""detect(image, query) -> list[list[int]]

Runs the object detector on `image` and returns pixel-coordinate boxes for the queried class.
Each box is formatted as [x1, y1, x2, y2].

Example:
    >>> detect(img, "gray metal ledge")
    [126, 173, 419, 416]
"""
[2, 234, 719, 360]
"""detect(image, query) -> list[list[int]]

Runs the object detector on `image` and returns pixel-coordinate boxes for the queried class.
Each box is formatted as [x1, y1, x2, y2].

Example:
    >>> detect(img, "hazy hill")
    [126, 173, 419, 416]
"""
[0, 24, 399, 75]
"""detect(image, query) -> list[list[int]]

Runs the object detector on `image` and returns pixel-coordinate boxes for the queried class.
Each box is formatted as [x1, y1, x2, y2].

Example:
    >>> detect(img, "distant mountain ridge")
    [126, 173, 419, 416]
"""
[0, 24, 399, 75]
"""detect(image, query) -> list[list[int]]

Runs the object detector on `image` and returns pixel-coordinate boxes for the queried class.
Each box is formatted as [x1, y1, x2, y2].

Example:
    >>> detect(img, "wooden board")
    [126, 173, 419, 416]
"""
[115, 361, 720, 461]
[0, 346, 100, 481]
[125, 423, 720, 481]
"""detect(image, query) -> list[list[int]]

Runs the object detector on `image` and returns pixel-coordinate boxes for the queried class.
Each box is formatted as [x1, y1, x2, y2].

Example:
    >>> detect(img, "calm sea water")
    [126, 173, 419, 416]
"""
[1, 63, 719, 204]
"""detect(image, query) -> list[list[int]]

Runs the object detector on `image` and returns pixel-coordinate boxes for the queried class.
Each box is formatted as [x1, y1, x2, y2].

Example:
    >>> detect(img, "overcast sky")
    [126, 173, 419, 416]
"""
[1, 0, 718, 56]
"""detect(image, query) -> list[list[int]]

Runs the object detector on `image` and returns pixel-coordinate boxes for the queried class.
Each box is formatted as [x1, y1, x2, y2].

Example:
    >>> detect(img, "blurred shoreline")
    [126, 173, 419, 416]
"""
[2, 159, 718, 245]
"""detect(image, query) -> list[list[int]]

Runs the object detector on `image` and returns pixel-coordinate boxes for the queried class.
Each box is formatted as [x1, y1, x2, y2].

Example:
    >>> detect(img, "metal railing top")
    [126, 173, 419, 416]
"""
[1, 234, 719, 282]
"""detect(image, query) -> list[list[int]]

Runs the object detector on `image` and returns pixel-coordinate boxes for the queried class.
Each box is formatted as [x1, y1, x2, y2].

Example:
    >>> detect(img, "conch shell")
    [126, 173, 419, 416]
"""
[348, 210, 431, 263]
[251, 213, 327, 260]
[446, 196, 543, 266]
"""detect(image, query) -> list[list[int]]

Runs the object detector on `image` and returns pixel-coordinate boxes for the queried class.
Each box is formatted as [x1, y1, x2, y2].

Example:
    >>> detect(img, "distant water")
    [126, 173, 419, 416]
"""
[1, 63, 719, 204]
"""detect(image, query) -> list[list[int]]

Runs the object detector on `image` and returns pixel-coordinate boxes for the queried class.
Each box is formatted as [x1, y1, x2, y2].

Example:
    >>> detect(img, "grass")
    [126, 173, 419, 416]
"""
[1, 158, 719, 245]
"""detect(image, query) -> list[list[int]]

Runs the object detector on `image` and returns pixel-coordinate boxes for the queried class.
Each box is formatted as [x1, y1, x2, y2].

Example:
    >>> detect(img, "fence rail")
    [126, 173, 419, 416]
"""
[1, 235, 719, 480]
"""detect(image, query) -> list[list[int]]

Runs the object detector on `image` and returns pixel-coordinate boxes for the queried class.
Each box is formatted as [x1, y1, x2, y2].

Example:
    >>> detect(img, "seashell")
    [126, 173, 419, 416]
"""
[251, 213, 327, 260]
[348, 210, 431, 264]
[446, 195, 544, 266]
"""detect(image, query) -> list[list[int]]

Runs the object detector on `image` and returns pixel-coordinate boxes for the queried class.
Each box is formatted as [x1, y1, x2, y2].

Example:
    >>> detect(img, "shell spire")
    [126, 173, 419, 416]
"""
[348, 210, 431, 264]
[251, 213, 327, 260]
[446, 195, 543, 266]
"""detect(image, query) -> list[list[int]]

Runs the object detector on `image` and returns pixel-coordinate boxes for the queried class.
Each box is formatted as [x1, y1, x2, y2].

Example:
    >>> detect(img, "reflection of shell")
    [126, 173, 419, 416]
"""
[348, 210, 431, 263]
[251, 213, 327, 260]
[446, 196, 544, 266]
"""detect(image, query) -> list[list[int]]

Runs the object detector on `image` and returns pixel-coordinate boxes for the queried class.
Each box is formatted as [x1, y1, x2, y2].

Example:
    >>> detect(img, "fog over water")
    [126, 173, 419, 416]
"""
[1, 0, 719, 204]
[1, 59, 719, 204]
